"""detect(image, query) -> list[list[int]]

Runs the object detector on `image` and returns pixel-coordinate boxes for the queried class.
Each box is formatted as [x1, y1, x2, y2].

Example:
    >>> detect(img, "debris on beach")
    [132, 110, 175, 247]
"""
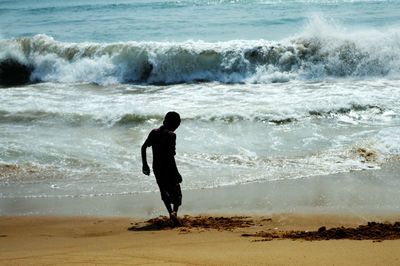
[242, 222, 400, 241]
[128, 215, 256, 231]
[356, 148, 377, 162]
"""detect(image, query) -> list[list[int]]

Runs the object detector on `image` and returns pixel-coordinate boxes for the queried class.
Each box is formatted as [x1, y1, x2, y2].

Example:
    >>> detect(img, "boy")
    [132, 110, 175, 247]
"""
[141, 111, 182, 224]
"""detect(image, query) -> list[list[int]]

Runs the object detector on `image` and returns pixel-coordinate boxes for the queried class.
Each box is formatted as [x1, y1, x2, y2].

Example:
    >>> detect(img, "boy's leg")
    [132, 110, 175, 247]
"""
[172, 204, 179, 214]
[164, 202, 180, 226]
[159, 183, 181, 224]
[169, 208, 180, 226]
[163, 201, 173, 215]
[158, 182, 173, 215]
[172, 183, 182, 215]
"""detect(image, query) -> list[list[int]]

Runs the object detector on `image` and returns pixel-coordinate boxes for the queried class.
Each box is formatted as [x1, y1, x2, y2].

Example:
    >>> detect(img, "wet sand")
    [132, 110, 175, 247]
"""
[1, 213, 400, 265]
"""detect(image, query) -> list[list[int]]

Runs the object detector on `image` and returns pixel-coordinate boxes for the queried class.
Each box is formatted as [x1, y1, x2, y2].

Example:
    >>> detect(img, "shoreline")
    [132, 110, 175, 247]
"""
[2, 158, 400, 217]
[1, 213, 399, 265]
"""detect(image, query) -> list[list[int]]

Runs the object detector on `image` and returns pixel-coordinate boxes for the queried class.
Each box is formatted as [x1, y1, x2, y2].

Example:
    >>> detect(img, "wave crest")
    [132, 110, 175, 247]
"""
[1, 19, 400, 86]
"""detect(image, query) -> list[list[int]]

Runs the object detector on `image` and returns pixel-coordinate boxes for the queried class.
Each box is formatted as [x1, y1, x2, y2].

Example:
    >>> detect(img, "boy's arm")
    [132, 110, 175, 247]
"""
[141, 143, 150, 175]
[141, 132, 152, 176]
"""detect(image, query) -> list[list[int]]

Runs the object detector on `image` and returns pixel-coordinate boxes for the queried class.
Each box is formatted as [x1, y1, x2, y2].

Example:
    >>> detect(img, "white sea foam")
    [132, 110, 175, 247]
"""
[1, 76, 399, 199]
[1, 15, 400, 86]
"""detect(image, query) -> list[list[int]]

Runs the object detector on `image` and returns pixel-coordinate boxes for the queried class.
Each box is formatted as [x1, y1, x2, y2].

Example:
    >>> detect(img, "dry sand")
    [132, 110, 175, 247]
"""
[1, 213, 400, 265]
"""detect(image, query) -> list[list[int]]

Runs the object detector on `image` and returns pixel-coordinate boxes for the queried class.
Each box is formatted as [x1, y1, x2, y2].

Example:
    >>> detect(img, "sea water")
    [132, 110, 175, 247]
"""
[1, 0, 400, 214]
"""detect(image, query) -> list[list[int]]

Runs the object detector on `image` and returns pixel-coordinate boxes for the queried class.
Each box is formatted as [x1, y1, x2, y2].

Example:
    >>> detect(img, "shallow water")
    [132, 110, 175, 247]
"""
[1, 79, 399, 199]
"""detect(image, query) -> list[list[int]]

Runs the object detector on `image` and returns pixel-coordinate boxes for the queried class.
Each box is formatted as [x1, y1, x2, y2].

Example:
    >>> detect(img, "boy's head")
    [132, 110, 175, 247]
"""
[163, 111, 181, 131]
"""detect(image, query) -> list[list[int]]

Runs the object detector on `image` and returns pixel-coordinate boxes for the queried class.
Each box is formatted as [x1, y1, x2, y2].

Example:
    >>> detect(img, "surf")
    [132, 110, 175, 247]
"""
[1, 15, 400, 86]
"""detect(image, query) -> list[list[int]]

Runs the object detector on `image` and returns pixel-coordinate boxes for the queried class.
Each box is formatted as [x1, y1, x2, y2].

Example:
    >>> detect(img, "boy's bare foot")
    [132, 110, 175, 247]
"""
[170, 211, 181, 226]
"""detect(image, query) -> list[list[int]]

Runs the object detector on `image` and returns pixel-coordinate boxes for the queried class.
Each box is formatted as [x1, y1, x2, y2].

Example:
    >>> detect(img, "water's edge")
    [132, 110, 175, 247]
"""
[1, 158, 398, 218]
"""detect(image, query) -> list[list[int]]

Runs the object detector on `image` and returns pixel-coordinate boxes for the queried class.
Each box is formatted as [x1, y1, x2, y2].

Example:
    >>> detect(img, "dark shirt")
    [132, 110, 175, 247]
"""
[143, 125, 182, 185]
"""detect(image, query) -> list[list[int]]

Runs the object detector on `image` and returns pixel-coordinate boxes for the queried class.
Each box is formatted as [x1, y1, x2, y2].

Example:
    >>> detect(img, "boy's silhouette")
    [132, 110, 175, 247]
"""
[141, 111, 182, 224]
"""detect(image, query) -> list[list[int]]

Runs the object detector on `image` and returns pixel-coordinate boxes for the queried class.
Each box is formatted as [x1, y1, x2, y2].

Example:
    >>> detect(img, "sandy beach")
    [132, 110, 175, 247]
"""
[1, 213, 400, 265]
[1, 160, 400, 265]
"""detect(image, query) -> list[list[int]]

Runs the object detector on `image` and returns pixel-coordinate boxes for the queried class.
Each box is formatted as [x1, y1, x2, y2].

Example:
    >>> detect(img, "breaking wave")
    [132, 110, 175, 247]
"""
[1, 17, 399, 86]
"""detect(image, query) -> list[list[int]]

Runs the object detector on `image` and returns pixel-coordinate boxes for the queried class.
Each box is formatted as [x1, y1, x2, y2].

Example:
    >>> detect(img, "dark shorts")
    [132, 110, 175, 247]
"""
[157, 182, 182, 206]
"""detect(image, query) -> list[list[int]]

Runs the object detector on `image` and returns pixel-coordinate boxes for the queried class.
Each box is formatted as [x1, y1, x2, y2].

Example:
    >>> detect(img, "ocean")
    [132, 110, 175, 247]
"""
[1, 0, 400, 216]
